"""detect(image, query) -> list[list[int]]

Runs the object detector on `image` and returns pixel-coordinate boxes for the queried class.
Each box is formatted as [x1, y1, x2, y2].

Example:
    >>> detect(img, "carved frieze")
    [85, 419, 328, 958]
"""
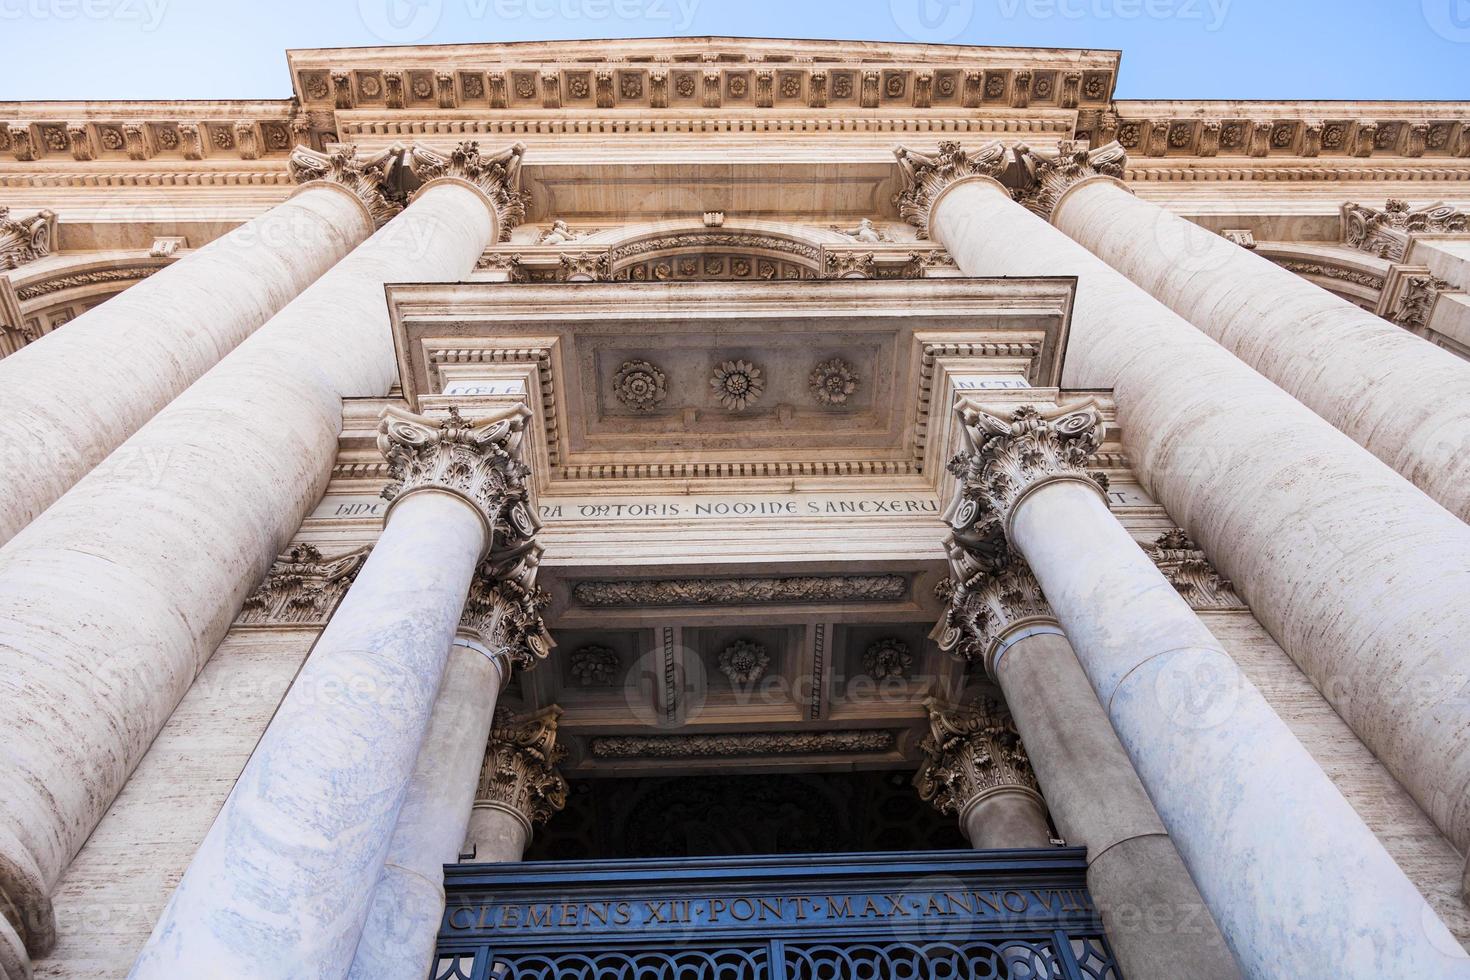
[571, 574, 908, 608]
[893, 140, 1008, 238]
[914, 696, 1041, 817]
[478, 706, 569, 830]
[1342, 199, 1469, 261]
[13, 267, 156, 302]
[1272, 259, 1385, 292]
[407, 140, 528, 240]
[238, 543, 370, 626]
[287, 143, 403, 228]
[1014, 140, 1128, 220]
[0, 207, 57, 270]
[589, 730, 895, 760]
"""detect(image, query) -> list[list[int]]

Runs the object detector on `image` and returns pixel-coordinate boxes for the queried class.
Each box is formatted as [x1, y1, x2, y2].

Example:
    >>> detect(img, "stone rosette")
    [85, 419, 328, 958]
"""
[613, 359, 668, 412]
[710, 359, 764, 412]
[863, 637, 913, 680]
[717, 639, 770, 684]
[808, 358, 859, 406]
[569, 644, 620, 686]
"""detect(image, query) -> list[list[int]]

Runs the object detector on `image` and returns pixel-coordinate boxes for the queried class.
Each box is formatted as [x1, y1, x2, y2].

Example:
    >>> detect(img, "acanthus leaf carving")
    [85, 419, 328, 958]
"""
[1341, 199, 1469, 262]
[478, 706, 568, 830]
[571, 574, 909, 608]
[1145, 529, 1243, 610]
[914, 696, 1041, 817]
[459, 549, 554, 672]
[239, 543, 371, 626]
[893, 140, 1009, 239]
[287, 142, 405, 228]
[0, 207, 57, 270]
[1014, 140, 1128, 220]
[407, 140, 528, 241]
[589, 730, 894, 760]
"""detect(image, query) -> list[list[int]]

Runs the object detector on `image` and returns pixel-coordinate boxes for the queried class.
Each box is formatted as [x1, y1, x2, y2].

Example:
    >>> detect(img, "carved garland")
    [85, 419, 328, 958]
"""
[570, 574, 908, 607]
[589, 730, 895, 760]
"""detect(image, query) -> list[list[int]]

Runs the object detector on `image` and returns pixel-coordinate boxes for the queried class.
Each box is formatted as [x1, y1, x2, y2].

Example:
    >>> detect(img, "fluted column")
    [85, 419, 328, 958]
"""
[896, 140, 1470, 871]
[465, 707, 569, 864]
[944, 400, 1467, 978]
[1019, 143, 1470, 522]
[0, 141, 526, 977]
[914, 696, 1051, 850]
[132, 404, 547, 977]
[348, 572, 554, 980]
[0, 146, 396, 546]
[935, 559, 1238, 978]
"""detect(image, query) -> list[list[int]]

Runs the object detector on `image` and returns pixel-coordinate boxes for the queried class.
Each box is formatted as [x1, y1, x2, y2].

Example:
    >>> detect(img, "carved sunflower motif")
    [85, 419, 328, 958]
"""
[718, 639, 770, 684]
[808, 358, 859, 406]
[864, 638, 913, 681]
[614, 359, 668, 412]
[710, 359, 764, 412]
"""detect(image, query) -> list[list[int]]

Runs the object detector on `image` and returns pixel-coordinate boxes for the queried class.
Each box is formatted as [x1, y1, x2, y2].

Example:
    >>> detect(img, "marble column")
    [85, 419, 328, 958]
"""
[914, 696, 1051, 850]
[349, 576, 557, 980]
[943, 399, 1468, 978]
[0, 141, 526, 976]
[131, 403, 550, 977]
[1018, 144, 1470, 522]
[895, 140, 1470, 869]
[0, 145, 397, 546]
[935, 560, 1239, 978]
[464, 707, 569, 864]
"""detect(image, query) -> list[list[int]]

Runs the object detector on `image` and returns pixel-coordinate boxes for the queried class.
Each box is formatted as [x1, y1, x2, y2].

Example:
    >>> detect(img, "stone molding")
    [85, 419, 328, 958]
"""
[933, 561, 1057, 674]
[945, 402, 1109, 541]
[286, 142, 404, 228]
[0, 206, 56, 270]
[377, 404, 536, 551]
[459, 552, 554, 673]
[1390, 274, 1452, 334]
[1341, 199, 1469, 261]
[476, 706, 568, 832]
[1014, 139, 1128, 220]
[406, 140, 527, 240]
[893, 140, 1008, 238]
[1144, 529, 1244, 611]
[588, 730, 895, 760]
[914, 696, 1041, 819]
[570, 574, 908, 608]
[238, 543, 370, 626]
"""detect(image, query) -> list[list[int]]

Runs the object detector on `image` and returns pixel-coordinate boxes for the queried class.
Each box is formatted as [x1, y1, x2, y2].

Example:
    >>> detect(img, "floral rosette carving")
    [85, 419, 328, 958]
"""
[710, 359, 764, 412]
[863, 638, 912, 680]
[718, 639, 770, 684]
[614, 359, 668, 412]
[809, 358, 859, 406]
[569, 645, 620, 686]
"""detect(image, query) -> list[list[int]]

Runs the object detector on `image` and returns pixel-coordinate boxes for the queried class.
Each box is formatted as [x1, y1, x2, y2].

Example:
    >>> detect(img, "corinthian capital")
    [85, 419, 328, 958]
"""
[946, 402, 1107, 540]
[934, 560, 1057, 676]
[914, 696, 1041, 819]
[476, 705, 569, 833]
[287, 143, 404, 228]
[460, 547, 554, 673]
[377, 405, 537, 554]
[1014, 140, 1127, 221]
[893, 140, 1008, 239]
[1341, 199, 1468, 262]
[407, 140, 528, 240]
[0, 206, 57, 270]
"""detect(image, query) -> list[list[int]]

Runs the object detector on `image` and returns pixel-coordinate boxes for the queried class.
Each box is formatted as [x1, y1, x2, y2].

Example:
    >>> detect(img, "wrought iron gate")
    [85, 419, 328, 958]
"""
[434, 848, 1120, 979]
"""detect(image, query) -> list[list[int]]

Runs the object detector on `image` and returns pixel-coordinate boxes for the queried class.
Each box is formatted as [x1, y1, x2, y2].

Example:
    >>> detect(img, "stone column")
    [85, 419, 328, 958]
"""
[1018, 143, 1470, 522]
[348, 574, 555, 980]
[914, 696, 1051, 850]
[0, 145, 397, 546]
[131, 404, 550, 978]
[464, 707, 570, 864]
[935, 560, 1239, 978]
[895, 140, 1470, 871]
[943, 400, 1467, 978]
[0, 141, 526, 976]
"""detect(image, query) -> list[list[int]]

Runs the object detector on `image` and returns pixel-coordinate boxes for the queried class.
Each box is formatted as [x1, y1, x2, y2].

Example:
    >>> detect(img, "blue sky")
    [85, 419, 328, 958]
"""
[1, 0, 1467, 101]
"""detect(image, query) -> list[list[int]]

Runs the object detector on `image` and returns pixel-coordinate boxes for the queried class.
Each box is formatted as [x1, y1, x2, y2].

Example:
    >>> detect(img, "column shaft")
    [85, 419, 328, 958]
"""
[928, 175, 1470, 862]
[995, 630, 1239, 978]
[0, 181, 375, 545]
[1050, 178, 1470, 521]
[1010, 477, 1466, 977]
[958, 791, 1050, 849]
[131, 491, 485, 977]
[0, 176, 500, 969]
[349, 638, 506, 980]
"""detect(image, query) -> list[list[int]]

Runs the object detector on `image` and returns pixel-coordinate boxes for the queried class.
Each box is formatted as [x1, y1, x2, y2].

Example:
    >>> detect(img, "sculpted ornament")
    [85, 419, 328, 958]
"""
[893, 140, 1008, 238]
[408, 140, 529, 240]
[833, 217, 889, 243]
[933, 560, 1056, 674]
[915, 696, 1041, 818]
[613, 359, 668, 412]
[863, 638, 913, 681]
[1392, 275, 1451, 334]
[571, 574, 908, 608]
[478, 706, 569, 830]
[808, 358, 859, 406]
[1342, 200, 1469, 261]
[378, 404, 537, 555]
[459, 550, 553, 672]
[239, 543, 370, 626]
[569, 645, 620, 686]
[1146, 529, 1243, 610]
[1014, 140, 1128, 220]
[718, 639, 770, 684]
[590, 730, 894, 760]
[0, 206, 57, 269]
[287, 143, 404, 228]
[710, 359, 764, 412]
